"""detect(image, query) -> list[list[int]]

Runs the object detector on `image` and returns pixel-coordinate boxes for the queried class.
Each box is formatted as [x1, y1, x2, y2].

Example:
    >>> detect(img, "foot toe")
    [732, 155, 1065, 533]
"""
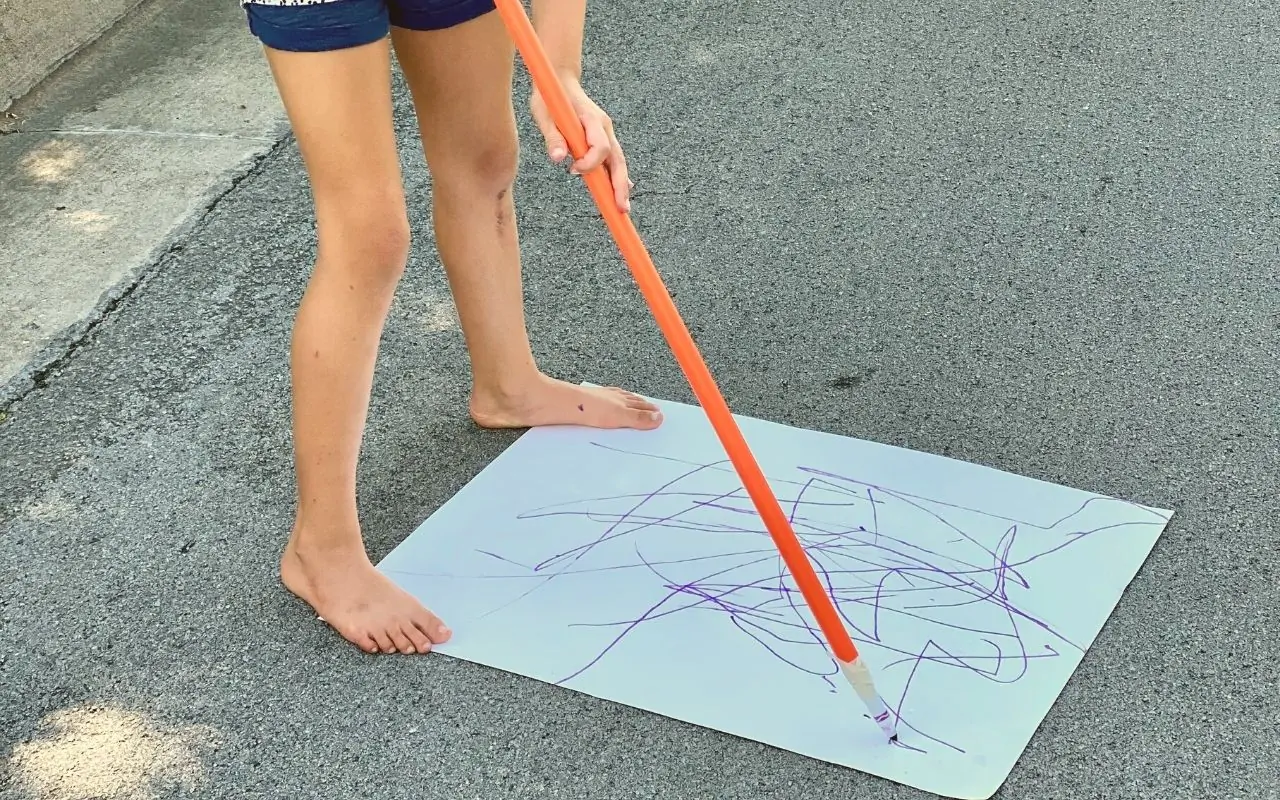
[624, 395, 659, 411]
[630, 406, 663, 428]
[401, 622, 432, 654]
[389, 626, 419, 655]
[412, 608, 451, 644]
[369, 629, 398, 654]
[327, 618, 379, 654]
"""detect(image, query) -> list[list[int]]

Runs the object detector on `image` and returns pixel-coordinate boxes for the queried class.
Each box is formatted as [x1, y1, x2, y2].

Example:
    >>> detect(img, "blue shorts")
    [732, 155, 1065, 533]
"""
[244, 0, 496, 52]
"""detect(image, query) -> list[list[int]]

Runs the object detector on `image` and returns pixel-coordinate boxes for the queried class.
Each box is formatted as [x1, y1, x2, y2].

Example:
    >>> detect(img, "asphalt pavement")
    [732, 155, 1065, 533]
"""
[2, 0, 1277, 798]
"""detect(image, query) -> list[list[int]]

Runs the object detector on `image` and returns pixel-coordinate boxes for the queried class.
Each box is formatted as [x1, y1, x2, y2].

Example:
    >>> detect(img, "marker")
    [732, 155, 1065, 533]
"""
[491, 0, 898, 742]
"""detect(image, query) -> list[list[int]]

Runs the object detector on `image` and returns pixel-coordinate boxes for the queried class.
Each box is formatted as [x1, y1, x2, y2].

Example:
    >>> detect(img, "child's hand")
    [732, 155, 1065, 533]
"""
[530, 74, 633, 213]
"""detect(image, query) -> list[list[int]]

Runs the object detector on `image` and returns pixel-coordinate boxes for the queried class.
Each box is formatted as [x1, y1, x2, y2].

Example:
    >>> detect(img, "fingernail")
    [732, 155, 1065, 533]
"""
[649, 410, 661, 420]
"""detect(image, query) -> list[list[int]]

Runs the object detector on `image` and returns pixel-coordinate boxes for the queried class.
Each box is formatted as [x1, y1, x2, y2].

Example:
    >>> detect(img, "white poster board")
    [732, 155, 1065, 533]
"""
[379, 392, 1171, 799]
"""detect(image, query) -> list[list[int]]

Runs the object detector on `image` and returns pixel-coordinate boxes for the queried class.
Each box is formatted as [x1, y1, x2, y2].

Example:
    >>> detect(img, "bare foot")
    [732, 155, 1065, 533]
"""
[469, 373, 664, 430]
[280, 530, 450, 655]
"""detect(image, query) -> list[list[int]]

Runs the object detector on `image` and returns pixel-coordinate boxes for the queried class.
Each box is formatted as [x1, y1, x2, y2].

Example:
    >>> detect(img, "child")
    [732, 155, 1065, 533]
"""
[242, 0, 663, 656]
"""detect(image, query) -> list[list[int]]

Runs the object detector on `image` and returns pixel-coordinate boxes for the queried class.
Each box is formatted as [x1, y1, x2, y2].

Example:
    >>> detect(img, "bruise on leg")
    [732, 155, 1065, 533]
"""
[495, 185, 510, 231]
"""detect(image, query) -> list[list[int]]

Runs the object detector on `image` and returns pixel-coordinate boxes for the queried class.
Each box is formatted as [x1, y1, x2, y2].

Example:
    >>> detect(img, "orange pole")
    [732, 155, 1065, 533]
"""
[494, 0, 897, 741]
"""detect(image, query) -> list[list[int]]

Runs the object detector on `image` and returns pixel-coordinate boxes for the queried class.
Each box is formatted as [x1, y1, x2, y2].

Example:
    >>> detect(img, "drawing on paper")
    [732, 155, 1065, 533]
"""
[378, 395, 1172, 799]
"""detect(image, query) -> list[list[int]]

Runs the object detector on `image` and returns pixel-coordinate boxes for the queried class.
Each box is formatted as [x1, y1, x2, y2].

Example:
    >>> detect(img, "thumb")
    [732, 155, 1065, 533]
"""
[531, 97, 569, 164]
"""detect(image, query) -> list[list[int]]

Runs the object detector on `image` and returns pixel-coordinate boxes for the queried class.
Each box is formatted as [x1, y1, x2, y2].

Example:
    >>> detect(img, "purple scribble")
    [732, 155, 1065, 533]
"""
[415, 440, 1169, 754]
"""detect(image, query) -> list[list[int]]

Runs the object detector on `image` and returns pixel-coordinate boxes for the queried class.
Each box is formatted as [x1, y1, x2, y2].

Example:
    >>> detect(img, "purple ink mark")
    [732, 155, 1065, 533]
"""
[413, 440, 1168, 755]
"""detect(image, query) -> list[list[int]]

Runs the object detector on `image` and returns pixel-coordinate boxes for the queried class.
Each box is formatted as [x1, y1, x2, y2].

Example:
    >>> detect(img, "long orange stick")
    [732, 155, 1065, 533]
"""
[494, 0, 897, 741]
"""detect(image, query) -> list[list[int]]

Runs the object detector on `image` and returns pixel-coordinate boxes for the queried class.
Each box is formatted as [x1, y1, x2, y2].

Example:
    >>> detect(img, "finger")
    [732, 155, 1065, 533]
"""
[531, 97, 570, 164]
[606, 133, 631, 212]
[545, 128, 570, 165]
[572, 115, 611, 174]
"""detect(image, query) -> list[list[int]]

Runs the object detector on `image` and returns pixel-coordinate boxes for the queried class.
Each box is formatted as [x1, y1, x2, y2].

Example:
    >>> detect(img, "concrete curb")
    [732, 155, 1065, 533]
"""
[0, 133, 289, 411]
[0, 0, 292, 412]
[0, 0, 148, 112]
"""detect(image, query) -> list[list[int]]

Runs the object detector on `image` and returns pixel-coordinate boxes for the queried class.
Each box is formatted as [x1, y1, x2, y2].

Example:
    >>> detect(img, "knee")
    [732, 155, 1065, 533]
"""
[358, 213, 412, 275]
[471, 138, 519, 194]
[434, 131, 519, 198]
[318, 205, 411, 288]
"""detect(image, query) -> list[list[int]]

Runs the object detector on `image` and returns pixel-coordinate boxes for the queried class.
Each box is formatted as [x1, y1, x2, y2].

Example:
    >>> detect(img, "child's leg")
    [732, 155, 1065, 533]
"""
[246, 2, 449, 656]
[388, 10, 665, 431]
